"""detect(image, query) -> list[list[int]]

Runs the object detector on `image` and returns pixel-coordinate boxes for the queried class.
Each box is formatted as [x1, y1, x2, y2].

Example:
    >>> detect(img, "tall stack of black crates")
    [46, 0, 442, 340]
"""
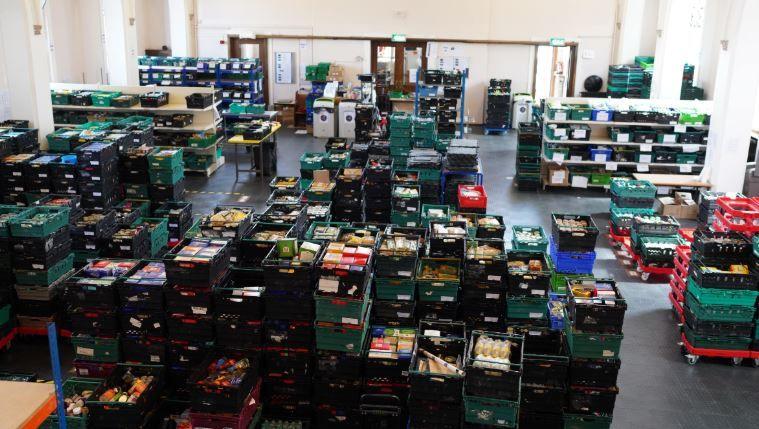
[407, 149, 442, 205]
[334, 167, 364, 223]
[516, 122, 542, 191]
[77, 142, 119, 210]
[485, 79, 512, 132]
[120, 146, 153, 203]
[364, 152, 393, 224]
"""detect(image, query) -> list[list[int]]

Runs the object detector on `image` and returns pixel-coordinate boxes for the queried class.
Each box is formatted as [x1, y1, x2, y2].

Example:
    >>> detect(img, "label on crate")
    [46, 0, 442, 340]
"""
[230, 256, 237, 263]
[637, 164, 649, 172]
[441, 296, 454, 302]
[93, 176, 100, 181]
[485, 293, 500, 299]
[94, 192, 102, 197]
[554, 112, 567, 121]
[76, 347, 94, 357]
[398, 271, 412, 277]
[638, 154, 652, 163]
[153, 322, 161, 329]
[342, 317, 359, 325]
[129, 317, 142, 328]
[529, 330, 541, 336]
[603, 350, 614, 357]
[640, 144, 653, 152]
[120, 245, 131, 251]
[484, 317, 499, 323]
[616, 133, 629, 142]
[86, 244, 96, 250]
[406, 222, 416, 226]
[232, 289, 245, 296]
[487, 275, 501, 282]
[570, 156, 583, 161]
[571, 176, 588, 188]
[13, 187, 22, 192]
[32, 264, 43, 270]
[662, 134, 676, 143]
[424, 329, 441, 337]
[573, 129, 587, 139]
[319, 278, 340, 293]
[595, 111, 610, 121]
[397, 294, 411, 300]
[593, 154, 607, 163]
[531, 289, 546, 296]
[150, 355, 160, 363]
[398, 312, 410, 318]
[65, 174, 74, 179]
[222, 230, 235, 238]
[12, 172, 20, 176]
[431, 282, 444, 287]
[605, 162, 618, 171]
[552, 153, 565, 163]
[679, 165, 692, 173]
[407, 207, 417, 212]
[84, 231, 94, 236]
[39, 173, 47, 178]
[529, 312, 543, 318]
[683, 144, 700, 153]
[191, 306, 207, 315]
[674, 124, 687, 133]
[169, 223, 178, 228]
[91, 161, 99, 166]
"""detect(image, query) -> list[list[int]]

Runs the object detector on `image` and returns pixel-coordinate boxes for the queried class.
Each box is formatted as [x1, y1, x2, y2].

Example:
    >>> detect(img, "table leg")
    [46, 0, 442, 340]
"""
[234, 144, 239, 181]
[250, 144, 256, 177]
[259, 140, 265, 182]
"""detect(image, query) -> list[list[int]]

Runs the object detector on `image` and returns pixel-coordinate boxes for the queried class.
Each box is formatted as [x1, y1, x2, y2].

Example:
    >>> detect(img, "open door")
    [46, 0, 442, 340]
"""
[533, 45, 576, 100]
[228, 36, 269, 104]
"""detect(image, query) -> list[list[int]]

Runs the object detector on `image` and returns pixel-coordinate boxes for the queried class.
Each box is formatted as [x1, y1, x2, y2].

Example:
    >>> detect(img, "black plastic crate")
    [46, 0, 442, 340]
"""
[374, 234, 419, 278]
[263, 346, 312, 375]
[264, 290, 314, 321]
[568, 386, 619, 415]
[261, 240, 323, 291]
[163, 237, 231, 287]
[408, 397, 461, 426]
[264, 319, 314, 348]
[409, 336, 466, 403]
[372, 299, 416, 327]
[428, 221, 467, 259]
[684, 304, 754, 337]
[119, 307, 166, 337]
[155, 201, 193, 227]
[239, 222, 295, 267]
[118, 261, 166, 310]
[691, 230, 752, 261]
[216, 315, 263, 349]
[315, 404, 361, 429]
[199, 205, 255, 241]
[167, 339, 214, 368]
[569, 358, 621, 388]
[140, 91, 169, 108]
[688, 257, 757, 290]
[150, 179, 185, 202]
[313, 376, 363, 406]
[166, 313, 214, 342]
[464, 239, 507, 286]
[214, 284, 264, 319]
[121, 335, 167, 365]
[186, 92, 214, 109]
[316, 349, 362, 378]
[551, 214, 599, 252]
[521, 383, 565, 412]
[188, 350, 259, 413]
[164, 285, 214, 315]
[264, 373, 311, 398]
[69, 307, 119, 336]
[416, 301, 458, 322]
[464, 331, 524, 401]
[507, 250, 551, 298]
[107, 225, 150, 259]
[86, 364, 164, 429]
[567, 278, 627, 334]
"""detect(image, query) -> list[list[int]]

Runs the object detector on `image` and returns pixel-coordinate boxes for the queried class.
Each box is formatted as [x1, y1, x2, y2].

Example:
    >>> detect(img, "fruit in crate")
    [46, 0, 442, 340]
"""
[379, 235, 418, 255]
[467, 243, 501, 259]
[478, 216, 500, 227]
[472, 334, 516, 370]
[515, 229, 541, 242]
[208, 208, 248, 227]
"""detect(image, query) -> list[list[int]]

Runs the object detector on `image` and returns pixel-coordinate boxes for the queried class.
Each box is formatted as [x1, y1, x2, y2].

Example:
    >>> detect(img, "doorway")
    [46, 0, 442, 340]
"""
[533, 45, 576, 100]
[370, 40, 427, 93]
[228, 36, 269, 104]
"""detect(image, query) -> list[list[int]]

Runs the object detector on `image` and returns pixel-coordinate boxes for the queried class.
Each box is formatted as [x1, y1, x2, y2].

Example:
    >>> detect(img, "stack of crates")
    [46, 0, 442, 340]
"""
[681, 64, 705, 100]
[609, 179, 657, 236]
[505, 249, 552, 325]
[461, 234, 507, 331]
[148, 148, 185, 207]
[607, 65, 644, 98]
[120, 146, 153, 204]
[1, 154, 36, 206]
[516, 122, 541, 191]
[65, 259, 140, 377]
[564, 278, 626, 429]
[408, 321, 467, 428]
[485, 79, 512, 131]
[635, 56, 654, 99]
[77, 142, 119, 210]
[373, 232, 420, 328]
[260, 238, 321, 422]
[549, 214, 599, 294]
[511, 225, 549, 253]
[48, 154, 78, 196]
[333, 168, 363, 222]
[70, 209, 119, 265]
[9, 205, 73, 334]
[412, 115, 437, 149]
[154, 201, 193, 248]
[198, 205, 255, 266]
[464, 330, 524, 428]
[162, 238, 231, 393]
[630, 213, 681, 268]
[24, 155, 60, 200]
[0, 123, 38, 155]
[389, 112, 413, 167]
[364, 156, 393, 223]
[407, 149, 442, 205]
[299, 152, 324, 188]
[313, 240, 372, 427]
[0, 206, 26, 339]
[391, 184, 420, 227]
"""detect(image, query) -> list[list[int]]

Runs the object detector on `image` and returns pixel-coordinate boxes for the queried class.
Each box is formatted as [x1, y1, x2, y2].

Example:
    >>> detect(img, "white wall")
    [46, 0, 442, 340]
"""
[135, 0, 170, 54]
[615, 0, 659, 64]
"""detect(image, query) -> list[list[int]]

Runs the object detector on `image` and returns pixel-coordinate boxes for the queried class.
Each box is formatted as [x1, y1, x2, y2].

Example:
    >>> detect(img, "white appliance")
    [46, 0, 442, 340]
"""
[512, 93, 534, 129]
[313, 97, 336, 138]
[338, 100, 358, 139]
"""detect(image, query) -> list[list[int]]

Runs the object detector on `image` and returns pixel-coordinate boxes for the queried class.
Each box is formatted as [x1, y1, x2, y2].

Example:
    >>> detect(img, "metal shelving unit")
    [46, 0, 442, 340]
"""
[414, 67, 468, 138]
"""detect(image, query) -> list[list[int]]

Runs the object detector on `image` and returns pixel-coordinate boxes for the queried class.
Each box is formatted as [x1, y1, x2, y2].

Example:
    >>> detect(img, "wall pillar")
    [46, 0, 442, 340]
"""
[102, 0, 139, 85]
[650, 0, 689, 99]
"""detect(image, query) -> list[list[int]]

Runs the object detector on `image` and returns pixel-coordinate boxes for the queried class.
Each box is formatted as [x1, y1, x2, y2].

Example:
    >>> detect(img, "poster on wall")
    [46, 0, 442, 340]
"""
[275, 52, 294, 84]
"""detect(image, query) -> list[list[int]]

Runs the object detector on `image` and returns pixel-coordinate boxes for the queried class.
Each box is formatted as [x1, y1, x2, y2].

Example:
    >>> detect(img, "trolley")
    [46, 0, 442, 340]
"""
[360, 394, 404, 429]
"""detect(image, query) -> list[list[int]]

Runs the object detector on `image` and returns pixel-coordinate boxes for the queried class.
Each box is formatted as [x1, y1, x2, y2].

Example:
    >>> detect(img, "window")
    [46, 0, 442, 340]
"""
[371, 41, 427, 93]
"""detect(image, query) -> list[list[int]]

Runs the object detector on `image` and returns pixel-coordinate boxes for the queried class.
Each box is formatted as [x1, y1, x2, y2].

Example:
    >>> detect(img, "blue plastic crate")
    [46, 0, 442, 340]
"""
[549, 237, 596, 274]
[591, 108, 613, 122]
[589, 148, 613, 162]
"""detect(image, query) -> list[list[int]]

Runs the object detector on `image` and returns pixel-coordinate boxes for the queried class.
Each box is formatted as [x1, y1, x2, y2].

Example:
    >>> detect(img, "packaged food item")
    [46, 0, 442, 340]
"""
[470, 333, 516, 371]
[98, 369, 155, 404]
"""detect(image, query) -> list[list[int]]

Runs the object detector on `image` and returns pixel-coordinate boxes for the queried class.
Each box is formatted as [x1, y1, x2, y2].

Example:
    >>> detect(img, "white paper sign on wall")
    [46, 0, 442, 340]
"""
[274, 52, 293, 84]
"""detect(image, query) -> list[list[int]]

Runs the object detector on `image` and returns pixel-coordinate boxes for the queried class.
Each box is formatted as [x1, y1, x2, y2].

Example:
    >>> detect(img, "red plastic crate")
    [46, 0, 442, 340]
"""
[678, 228, 695, 242]
[714, 209, 759, 233]
[715, 197, 759, 230]
[189, 378, 261, 429]
[457, 185, 487, 210]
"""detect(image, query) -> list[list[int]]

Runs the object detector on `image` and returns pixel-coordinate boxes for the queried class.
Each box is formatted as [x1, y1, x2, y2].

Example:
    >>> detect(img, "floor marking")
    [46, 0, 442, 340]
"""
[186, 190, 246, 196]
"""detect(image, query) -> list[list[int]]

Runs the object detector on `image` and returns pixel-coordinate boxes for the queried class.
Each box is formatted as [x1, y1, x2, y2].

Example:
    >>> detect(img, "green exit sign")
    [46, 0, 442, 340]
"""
[549, 37, 566, 46]
[391, 33, 407, 42]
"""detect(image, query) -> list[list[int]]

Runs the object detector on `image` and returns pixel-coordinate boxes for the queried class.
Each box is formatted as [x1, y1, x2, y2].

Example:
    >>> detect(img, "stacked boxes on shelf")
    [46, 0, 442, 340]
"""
[9, 205, 73, 334]
[147, 148, 185, 206]
[516, 122, 542, 191]
[549, 214, 599, 294]
[408, 149, 442, 205]
[364, 155, 393, 223]
[65, 259, 140, 377]
[485, 79, 512, 131]
[563, 278, 626, 429]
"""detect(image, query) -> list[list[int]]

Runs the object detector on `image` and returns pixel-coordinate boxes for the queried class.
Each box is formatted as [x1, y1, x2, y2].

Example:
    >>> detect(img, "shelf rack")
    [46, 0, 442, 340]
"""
[414, 67, 468, 138]
[540, 96, 712, 191]
[50, 83, 225, 176]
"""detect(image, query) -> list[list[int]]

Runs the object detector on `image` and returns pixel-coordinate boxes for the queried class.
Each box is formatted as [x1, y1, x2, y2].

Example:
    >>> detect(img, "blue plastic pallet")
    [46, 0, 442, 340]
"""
[549, 237, 595, 274]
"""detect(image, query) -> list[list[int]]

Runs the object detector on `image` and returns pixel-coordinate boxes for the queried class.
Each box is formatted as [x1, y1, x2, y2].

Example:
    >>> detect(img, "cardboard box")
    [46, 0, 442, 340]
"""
[274, 102, 295, 127]
[656, 196, 698, 219]
[546, 164, 570, 187]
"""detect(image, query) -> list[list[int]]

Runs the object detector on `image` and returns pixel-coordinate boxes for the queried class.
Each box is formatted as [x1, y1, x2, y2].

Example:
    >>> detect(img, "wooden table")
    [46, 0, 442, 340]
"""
[228, 122, 282, 182]
[0, 381, 56, 428]
[632, 173, 712, 188]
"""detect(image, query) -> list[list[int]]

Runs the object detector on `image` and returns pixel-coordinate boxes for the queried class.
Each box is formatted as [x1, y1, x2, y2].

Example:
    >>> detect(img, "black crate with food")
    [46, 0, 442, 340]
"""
[239, 222, 296, 267]
[163, 238, 231, 287]
[475, 214, 505, 239]
[521, 383, 564, 413]
[215, 315, 263, 349]
[264, 319, 313, 349]
[68, 307, 119, 336]
[316, 349, 362, 378]
[416, 301, 459, 322]
[199, 205, 255, 241]
[464, 330, 524, 401]
[189, 351, 259, 413]
[429, 221, 468, 258]
[375, 233, 420, 278]
[567, 278, 626, 334]
[372, 299, 416, 327]
[317, 242, 374, 292]
[691, 230, 752, 261]
[385, 225, 428, 256]
[107, 225, 150, 259]
[70, 210, 118, 241]
[263, 346, 312, 375]
[263, 289, 314, 321]
[122, 335, 168, 365]
[167, 339, 214, 369]
[459, 301, 504, 331]
[261, 204, 307, 229]
[154, 201, 193, 229]
[139, 91, 169, 108]
[551, 214, 599, 252]
[85, 364, 164, 428]
[464, 239, 507, 286]
[12, 235, 71, 270]
[409, 327, 467, 402]
[262, 239, 324, 291]
[460, 282, 506, 304]
[631, 214, 680, 236]
[166, 312, 214, 342]
[118, 261, 166, 311]
[567, 386, 619, 415]
[364, 326, 416, 381]
[313, 376, 363, 406]
[214, 283, 264, 320]
[569, 357, 621, 388]
[365, 156, 393, 182]
[504, 325, 569, 387]
[506, 250, 551, 298]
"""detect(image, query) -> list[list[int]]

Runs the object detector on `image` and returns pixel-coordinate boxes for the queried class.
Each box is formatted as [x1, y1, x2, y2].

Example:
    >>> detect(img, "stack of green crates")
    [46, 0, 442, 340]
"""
[306, 62, 331, 81]
[516, 122, 541, 191]
[147, 148, 184, 186]
[412, 115, 437, 148]
[373, 233, 419, 326]
[314, 264, 371, 353]
[140, 217, 169, 258]
[607, 65, 644, 99]
[390, 112, 413, 167]
[299, 152, 325, 184]
[391, 184, 420, 227]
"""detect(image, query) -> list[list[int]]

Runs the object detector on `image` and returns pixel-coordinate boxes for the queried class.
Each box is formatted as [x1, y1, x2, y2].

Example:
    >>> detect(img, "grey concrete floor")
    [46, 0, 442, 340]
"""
[2, 127, 759, 428]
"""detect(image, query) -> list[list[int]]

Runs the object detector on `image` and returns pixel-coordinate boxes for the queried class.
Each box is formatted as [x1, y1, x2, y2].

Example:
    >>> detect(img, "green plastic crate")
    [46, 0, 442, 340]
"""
[148, 148, 183, 170]
[421, 204, 450, 227]
[46, 128, 81, 152]
[375, 277, 416, 301]
[71, 334, 120, 362]
[417, 168, 441, 181]
[610, 179, 656, 199]
[550, 272, 593, 294]
[187, 134, 218, 149]
[511, 225, 548, 252]
[8, 205, 70, 238]
[683, 324, 751, 350]
[305, 221, 349, 241]
[687, 277, 759, 307]
[543, 145, 570, 160]
[565, 313, 623, 359]
[391, 210, 420, 227]
[0, 304, 10, 326]
[314, 290, 370, 324]
[678, 109, 706, 125]
[76, 121, 112, 131]
[506, 297, 548, 320]
[51, 90, 73, 105]
[323, 150, 350, 169]
[568, 104, 592, 121]
[610, 207, 655, 231]
[546, 105, 570, 121]
[463, 395, 519, 428]
[14, 253, 74, 286]
[91, 91, 122, 107]
[417, 258, 460, 302]
[676, 153, 699, 165]
[315, 308, 370, 353]
[148, 164, 184, 185]
[590, 173, 612, 186]
[0, 206, 28, 237]
[684, 292, 755, 323]
[304, 184, 334, 202]
[41, 377, 103, 429]
[563, 413, 612, 429]
[300, 152, 325, 170]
